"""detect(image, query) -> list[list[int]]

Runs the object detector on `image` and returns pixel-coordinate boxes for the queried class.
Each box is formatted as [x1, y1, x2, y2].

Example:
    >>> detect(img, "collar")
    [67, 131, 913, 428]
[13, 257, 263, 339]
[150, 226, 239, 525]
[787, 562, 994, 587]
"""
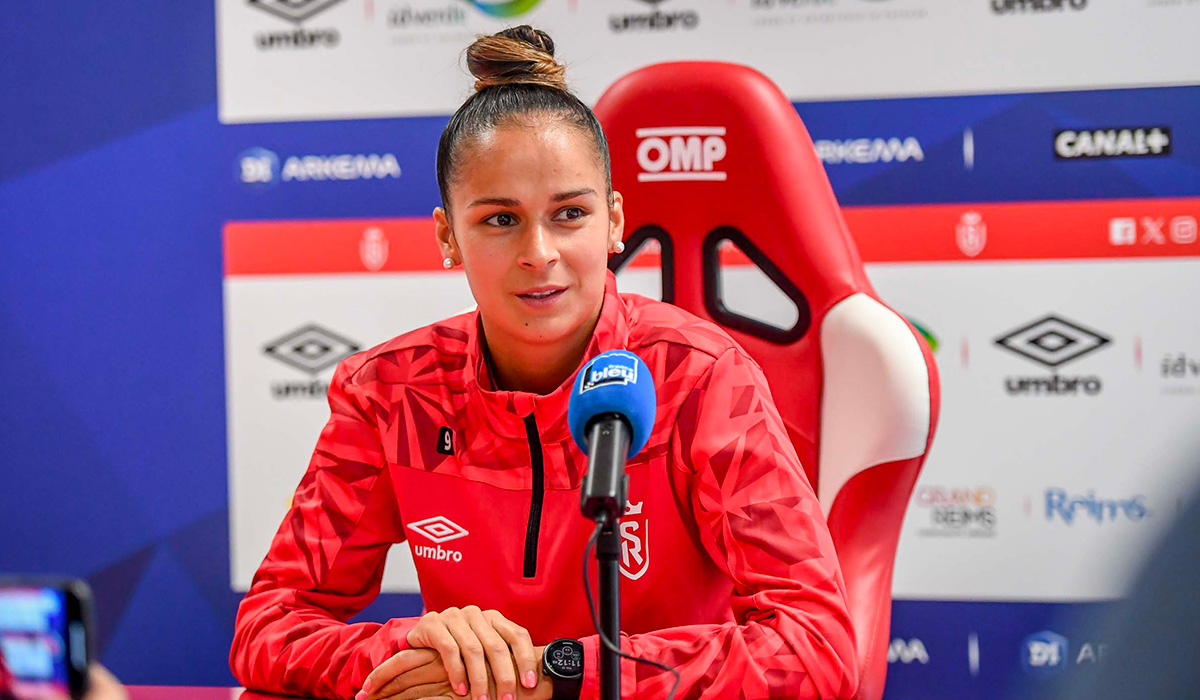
[463, 271, 630, 442]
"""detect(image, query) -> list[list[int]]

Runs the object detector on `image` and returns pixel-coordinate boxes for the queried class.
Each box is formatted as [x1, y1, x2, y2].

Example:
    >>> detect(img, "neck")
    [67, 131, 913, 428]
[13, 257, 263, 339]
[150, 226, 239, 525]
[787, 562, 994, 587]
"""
[481, 306, 602, 396]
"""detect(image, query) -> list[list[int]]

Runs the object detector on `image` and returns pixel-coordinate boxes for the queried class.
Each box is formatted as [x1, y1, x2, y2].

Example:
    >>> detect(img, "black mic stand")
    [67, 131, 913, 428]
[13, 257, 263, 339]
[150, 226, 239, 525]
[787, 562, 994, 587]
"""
[580, 414, 631, 700]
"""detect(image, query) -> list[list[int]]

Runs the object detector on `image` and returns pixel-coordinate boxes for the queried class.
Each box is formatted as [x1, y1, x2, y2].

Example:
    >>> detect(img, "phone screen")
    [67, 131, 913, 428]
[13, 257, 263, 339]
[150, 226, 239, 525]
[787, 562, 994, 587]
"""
[0, 586, 81, 699]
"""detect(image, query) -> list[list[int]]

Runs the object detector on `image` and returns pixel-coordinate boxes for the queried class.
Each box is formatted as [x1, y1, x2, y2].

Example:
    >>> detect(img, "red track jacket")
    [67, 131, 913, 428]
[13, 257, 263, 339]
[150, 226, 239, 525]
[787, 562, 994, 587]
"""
[231, 273, 858, 700]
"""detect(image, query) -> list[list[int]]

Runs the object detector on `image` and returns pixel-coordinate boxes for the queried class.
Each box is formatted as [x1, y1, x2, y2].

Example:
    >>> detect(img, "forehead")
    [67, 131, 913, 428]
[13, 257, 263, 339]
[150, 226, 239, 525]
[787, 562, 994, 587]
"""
[451, 120, 604, 202]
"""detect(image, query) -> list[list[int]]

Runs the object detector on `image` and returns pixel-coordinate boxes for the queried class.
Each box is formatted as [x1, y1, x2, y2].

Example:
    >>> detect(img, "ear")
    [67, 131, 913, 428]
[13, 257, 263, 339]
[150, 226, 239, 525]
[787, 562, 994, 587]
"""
[433, 207, 460, 264]
[608, 190, 625, 251]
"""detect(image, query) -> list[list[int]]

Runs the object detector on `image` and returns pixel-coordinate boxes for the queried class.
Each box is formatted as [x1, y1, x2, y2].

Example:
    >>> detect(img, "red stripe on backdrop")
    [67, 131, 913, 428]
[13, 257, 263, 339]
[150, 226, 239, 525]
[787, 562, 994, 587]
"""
[224, 218, 441, 275]
[224, 198, 1200, 276]
[846, 197, 1200, 263]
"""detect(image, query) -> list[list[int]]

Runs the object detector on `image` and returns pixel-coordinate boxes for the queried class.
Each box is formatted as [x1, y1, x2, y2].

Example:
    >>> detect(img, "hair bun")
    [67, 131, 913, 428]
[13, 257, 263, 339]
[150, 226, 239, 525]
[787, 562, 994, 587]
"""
[466, 25, 568, 92]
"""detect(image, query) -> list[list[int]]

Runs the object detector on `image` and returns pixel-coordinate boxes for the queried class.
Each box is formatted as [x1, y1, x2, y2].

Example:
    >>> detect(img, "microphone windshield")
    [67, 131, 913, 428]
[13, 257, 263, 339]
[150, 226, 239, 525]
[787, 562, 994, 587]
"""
[568, 350, 656, 459]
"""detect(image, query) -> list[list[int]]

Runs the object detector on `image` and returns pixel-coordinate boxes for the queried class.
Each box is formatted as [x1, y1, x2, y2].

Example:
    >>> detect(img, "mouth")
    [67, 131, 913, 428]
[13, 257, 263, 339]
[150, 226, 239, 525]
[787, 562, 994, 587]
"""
[516, 286, 567, 306]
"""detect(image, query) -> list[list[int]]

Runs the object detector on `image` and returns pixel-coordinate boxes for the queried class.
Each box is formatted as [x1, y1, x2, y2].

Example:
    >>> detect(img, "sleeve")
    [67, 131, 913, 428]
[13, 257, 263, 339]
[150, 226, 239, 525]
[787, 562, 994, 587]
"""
[578, 348, 859, 700]
[230, 358, 419, 700]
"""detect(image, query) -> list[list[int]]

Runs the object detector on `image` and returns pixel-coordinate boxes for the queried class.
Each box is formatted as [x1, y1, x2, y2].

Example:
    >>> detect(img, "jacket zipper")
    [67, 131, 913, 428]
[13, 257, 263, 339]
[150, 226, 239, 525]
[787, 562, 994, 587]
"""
[522, 413, 544, 578]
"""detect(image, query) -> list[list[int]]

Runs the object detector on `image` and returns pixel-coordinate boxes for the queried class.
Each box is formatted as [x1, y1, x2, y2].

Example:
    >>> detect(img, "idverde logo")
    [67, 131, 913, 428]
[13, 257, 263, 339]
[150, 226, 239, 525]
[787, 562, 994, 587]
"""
[461, 0, 543, 17]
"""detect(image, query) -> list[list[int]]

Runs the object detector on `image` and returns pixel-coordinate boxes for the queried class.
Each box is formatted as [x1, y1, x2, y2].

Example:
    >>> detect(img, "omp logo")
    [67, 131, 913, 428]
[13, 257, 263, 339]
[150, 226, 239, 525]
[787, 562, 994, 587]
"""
[263, 324, 360, 375]
[1023, 631, 1068, 674]
[635, 127, 727, 182]
[407, 516, 470, 543]
[994, 315, 1110, 369]
[580, 353, 639, 392]
[1055, 127, 1171, 160]
[815, 137, 925, 165]
[461, 0, 544, 18]
[248, 0, 346, 23]
[887, 638, 929, 665]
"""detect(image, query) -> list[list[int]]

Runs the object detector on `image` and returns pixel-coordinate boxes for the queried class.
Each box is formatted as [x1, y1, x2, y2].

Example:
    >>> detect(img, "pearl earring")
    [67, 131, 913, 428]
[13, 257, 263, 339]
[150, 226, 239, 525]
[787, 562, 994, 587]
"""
[442, 257, 454, 269]
[613, 241, 625, 254]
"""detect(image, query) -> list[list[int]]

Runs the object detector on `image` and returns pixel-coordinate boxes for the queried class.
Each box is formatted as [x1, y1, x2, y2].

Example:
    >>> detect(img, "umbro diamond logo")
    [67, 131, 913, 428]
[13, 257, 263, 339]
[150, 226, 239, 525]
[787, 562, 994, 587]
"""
[248, 0, 346, 24]
[263, 324, 360, 375]
[407, 516, 469, 544]
[994, 315, 1110, 369]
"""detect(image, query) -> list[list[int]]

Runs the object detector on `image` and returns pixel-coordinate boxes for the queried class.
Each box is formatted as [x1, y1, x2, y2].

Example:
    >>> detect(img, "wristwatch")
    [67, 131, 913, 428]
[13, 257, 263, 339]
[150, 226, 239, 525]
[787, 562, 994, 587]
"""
[542, 638, 584, 700]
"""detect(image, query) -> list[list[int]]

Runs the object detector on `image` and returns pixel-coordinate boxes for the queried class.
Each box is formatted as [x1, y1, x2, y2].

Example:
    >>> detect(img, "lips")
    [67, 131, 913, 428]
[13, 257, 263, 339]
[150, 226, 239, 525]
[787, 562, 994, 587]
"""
[517, 286, 567, 306]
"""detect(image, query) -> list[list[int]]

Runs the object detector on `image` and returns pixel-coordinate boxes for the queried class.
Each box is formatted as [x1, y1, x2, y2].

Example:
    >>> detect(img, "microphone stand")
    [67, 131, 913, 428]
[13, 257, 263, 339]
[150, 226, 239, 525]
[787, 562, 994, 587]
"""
[580, 414, 631, 700]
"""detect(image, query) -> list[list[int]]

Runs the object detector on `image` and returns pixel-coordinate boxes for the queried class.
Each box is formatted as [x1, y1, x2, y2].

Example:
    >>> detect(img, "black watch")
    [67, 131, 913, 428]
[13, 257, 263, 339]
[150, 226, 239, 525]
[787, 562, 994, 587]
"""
[542, 638, 584, 700]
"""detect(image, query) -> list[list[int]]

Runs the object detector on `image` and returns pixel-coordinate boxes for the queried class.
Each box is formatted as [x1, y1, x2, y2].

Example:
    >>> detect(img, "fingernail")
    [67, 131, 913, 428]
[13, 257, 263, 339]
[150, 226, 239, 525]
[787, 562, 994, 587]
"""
[524, 671, 537, 688]
[363, 678, 375, 693]
[477, 695, 488, 700]
[355, 692, 367, 700]
[504, 694, 514, 700]
[457, 684, 468, 696]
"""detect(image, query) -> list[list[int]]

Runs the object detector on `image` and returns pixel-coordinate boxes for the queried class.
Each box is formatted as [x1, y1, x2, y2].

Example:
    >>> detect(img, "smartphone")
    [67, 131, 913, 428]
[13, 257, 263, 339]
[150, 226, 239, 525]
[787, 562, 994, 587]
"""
[0, 578, 92, 700]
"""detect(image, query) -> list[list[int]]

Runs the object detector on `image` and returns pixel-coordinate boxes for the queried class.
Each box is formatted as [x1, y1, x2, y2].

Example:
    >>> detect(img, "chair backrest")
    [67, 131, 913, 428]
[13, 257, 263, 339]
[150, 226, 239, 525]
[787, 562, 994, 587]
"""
[595, 62, 940, 700]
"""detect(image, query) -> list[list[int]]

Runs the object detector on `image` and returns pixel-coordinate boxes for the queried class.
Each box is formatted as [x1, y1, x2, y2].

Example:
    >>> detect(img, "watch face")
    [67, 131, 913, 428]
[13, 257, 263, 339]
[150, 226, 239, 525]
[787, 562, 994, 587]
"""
[547, 640, 584, 678]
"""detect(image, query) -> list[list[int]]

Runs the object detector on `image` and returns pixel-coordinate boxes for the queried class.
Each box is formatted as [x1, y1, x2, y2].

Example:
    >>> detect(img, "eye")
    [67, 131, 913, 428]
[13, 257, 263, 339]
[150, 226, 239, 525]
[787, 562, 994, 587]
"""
[484, 212, 517, 227]
[554, 206, 588, 222]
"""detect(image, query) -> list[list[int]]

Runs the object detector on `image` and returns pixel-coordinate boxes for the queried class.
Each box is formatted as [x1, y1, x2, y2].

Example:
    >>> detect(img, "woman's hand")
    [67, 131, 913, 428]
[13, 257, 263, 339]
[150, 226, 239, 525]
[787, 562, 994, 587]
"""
[359, 646, 552, 700]
[363, 607, 539, 700]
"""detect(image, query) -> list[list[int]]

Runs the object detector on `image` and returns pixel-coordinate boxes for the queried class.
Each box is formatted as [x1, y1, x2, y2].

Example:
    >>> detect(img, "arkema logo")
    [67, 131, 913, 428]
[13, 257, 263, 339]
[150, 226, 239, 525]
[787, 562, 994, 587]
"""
[994, 315, 1111, 396]
[1055, 127, 1171, 160]
[238, 148, 402, 185]
[1022, 631, 1068, 675]
[815, 137, 924, 165]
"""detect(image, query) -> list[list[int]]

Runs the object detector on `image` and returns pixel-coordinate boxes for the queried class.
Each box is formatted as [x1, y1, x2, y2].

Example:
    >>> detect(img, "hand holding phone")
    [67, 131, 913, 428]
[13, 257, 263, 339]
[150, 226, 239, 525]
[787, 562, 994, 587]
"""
[0, 578, 92, 700]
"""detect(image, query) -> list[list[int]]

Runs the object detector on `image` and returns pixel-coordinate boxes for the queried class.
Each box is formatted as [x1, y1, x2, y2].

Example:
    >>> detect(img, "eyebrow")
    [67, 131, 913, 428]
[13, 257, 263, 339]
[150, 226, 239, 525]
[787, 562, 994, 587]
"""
[552, 188, 597, 202]
[466, 188, 598, 208]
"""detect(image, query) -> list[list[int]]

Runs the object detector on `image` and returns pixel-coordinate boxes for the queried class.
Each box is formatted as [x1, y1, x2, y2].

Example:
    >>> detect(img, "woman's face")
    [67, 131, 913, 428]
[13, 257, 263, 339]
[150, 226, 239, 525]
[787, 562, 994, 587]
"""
[435, 119, 623, 355]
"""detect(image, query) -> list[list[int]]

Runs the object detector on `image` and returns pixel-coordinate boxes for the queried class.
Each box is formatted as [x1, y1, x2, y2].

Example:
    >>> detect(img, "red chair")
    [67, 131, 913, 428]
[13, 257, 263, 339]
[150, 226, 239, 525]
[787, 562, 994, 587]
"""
[596, 62, 940, 700]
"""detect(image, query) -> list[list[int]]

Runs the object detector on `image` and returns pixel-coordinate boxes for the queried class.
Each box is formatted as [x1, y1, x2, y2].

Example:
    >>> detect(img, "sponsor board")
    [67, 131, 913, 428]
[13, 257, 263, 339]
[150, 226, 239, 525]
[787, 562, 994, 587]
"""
[237, 148, 401, 185]
[994, 315, 1111, 396]
[1055, 127, 1171, 160]
[815, 137, 925, 165]
[609, 0, 700, 32]
[914, 486, 997, 537]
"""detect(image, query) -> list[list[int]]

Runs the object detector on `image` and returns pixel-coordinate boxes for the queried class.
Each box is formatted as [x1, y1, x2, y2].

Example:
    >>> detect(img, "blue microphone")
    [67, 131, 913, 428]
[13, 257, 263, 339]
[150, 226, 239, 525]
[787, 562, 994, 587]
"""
[568, 350, 657, 524]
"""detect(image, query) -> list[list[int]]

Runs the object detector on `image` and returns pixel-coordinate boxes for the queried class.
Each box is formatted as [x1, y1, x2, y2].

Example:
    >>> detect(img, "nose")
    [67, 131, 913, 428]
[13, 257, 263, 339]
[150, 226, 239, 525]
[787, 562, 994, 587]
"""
[517, 221, 559, 270]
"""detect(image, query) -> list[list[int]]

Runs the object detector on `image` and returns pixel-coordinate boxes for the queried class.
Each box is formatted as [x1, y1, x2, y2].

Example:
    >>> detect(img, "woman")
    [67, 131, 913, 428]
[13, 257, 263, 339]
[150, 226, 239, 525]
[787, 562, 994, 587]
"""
[230, 26, 858, 700]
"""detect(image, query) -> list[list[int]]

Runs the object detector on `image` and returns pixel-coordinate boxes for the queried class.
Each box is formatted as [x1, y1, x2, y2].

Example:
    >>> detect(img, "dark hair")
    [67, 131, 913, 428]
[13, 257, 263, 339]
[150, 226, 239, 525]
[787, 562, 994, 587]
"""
[436, 26, 612, 211]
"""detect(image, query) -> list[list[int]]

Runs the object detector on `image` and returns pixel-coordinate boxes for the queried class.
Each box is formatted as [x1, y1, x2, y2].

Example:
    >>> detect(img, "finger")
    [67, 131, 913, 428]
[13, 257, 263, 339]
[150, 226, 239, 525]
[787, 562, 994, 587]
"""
[426, 618, 470, 698]
[375, 680, 453, 700]
[469, 611, 518, 700]
[486, 612, 537, 691]
[373, 657, 450, 699]
[442, 607, 491, 700]
[364, 649, 440, 697]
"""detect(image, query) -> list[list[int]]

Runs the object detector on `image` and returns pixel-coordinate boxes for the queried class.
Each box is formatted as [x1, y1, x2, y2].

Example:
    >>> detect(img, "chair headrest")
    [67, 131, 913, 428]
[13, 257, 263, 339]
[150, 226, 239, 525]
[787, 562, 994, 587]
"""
[595, 61, 873, 314]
